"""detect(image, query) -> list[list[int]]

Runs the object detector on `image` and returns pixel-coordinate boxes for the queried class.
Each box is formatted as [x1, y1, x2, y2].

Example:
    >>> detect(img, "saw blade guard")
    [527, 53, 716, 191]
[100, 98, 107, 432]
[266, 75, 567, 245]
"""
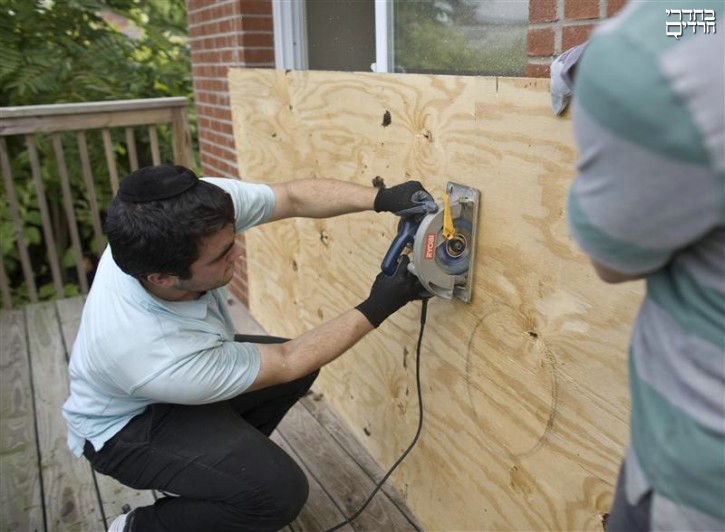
[409, 182, 480, 302]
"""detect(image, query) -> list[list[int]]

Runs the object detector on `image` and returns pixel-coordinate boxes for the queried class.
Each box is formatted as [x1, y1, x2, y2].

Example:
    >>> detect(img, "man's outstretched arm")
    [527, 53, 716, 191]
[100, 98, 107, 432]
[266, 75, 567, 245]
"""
[266, 179, 427, 221]
[247, 256, 423, 391]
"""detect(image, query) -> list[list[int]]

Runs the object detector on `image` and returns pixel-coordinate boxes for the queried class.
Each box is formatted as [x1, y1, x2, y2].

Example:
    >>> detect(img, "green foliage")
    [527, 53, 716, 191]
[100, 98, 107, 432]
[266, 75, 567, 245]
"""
[0, 0, 192, 105]
[0, 0, 196, 307]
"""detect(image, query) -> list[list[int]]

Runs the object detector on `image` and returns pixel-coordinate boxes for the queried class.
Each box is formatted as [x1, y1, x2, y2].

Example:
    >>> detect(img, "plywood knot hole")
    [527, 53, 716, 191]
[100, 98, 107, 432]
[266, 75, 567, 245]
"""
[382, 110, 392, 127]
[363, 426, 371, 436]
[319, 230, 329, 246]
[372, 175, 386, 188]
[420, 128, 433, 142]
[291, 260, 298, 272]
[528, 331, 539, 339]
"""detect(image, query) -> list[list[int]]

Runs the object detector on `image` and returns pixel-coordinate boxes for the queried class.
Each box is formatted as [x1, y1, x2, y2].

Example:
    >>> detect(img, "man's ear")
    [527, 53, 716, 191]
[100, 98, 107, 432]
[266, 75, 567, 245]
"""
[145, 273, 177, 287]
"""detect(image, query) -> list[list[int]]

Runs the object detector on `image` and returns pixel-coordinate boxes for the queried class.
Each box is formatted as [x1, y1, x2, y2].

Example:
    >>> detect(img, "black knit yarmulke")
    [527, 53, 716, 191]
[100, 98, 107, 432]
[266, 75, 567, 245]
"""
[117, 165, 199, 202]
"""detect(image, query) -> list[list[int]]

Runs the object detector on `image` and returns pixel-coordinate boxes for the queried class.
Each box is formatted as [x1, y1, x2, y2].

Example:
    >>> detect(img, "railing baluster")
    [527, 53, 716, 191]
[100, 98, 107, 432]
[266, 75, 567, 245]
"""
[125, 126, 138, 171]
[149, 124, 161, 165]
[77, 131, 105, 258]
[102, 128, 119, 194]
[52, 133, 89, 295]
[26, 135, 64, 299]
[171, 107, 194, 168]
[0, 137, 38, 303]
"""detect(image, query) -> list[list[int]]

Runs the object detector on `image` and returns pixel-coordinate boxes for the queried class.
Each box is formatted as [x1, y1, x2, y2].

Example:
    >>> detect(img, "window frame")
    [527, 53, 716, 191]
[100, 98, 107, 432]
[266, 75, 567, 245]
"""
[272, 0, 392, 72]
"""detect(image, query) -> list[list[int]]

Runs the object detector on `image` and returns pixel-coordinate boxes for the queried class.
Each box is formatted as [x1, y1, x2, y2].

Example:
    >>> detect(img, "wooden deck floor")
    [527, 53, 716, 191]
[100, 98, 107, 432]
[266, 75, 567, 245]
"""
[1, 297, 419, 532]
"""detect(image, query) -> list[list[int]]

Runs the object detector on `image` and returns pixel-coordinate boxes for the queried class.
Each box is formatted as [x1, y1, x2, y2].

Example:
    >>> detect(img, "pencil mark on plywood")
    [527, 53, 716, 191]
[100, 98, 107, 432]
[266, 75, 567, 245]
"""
[465, 310, 559, 459]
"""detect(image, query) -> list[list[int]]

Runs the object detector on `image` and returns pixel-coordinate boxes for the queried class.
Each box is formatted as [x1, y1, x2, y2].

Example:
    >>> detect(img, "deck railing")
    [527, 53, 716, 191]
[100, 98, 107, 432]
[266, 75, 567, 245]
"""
[0, 97, 194, 309]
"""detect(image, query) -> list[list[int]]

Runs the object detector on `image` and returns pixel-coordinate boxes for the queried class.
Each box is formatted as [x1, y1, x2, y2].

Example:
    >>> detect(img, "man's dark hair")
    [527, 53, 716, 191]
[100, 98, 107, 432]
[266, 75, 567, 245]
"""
[105, 165, 235, 280]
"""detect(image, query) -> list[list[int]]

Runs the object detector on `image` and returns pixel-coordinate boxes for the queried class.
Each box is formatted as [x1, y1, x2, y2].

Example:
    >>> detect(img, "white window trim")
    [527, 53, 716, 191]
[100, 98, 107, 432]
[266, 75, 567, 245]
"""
[373, 0, 394, 72]
[272, 0, 308, 70]
[273, 0, 392, 72]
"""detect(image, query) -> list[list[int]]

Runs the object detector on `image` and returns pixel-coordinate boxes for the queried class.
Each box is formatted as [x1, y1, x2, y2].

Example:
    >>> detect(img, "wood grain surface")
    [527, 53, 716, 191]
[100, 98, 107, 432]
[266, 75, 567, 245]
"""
[25, 302, 103, 531]
[278, 397, 416, 531]
[229, 69, 644, 531]
[271, 430, 352, 532]
[0, 310, 44, 531]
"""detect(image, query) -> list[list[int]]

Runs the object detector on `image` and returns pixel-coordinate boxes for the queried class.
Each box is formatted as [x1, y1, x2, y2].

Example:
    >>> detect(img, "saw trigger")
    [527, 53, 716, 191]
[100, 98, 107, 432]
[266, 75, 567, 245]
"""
[380, 217, 418, 276]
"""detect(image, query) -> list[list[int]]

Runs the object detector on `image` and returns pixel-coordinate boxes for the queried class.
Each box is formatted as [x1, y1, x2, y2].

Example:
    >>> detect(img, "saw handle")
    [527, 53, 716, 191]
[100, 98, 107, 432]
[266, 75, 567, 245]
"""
[381, 217, 418, 276]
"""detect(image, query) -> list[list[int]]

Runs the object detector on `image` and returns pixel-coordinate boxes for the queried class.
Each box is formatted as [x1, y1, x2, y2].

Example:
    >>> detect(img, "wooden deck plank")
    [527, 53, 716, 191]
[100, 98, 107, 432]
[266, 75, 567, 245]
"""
[54, 297, 86, 342]
[0, 309, 44, 531]
[55, 298, 156, 524]
[277, 401, 417, 531]
[271, 426, 353, 532]
[25, 302, 103, 531]
[299, 393, 421, 529]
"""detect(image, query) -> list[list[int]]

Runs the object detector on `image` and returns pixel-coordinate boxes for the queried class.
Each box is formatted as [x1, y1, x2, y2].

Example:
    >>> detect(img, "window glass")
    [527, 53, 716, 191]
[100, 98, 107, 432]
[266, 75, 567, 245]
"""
[306, 0, 375, 71]
[393, 0, 528, 76]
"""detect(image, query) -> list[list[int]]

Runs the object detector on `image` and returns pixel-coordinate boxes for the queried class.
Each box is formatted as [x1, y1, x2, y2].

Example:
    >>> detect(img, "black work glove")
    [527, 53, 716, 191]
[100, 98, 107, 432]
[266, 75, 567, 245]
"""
[374, 181, 430, 214]
[356, 256, 425, 328]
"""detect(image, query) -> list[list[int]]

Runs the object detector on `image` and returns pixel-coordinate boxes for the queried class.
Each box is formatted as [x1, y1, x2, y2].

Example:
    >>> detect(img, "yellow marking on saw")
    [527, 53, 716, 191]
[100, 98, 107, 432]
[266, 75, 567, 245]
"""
[442, 192, 455, 240]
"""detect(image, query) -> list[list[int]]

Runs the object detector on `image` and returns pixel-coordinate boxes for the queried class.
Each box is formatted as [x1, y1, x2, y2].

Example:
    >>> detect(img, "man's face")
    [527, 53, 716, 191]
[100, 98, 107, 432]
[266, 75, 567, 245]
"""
[173, 224, 242, 294]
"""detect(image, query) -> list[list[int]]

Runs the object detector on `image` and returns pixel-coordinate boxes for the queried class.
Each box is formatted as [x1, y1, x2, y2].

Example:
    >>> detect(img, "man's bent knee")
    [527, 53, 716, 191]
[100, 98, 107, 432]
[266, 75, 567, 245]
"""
[270, 470, 309, 527]
[228, 456, 309, 530]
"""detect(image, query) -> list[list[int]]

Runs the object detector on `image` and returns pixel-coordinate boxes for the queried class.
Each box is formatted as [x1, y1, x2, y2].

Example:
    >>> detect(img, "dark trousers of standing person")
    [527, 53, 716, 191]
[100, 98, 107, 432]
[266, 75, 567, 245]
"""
[606, 463, 652, 531]
[83, 335, 319, 532]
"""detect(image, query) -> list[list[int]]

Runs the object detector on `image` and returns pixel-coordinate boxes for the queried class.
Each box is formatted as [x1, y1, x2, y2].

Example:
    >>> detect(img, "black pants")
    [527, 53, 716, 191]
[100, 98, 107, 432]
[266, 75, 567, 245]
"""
[84, 335, 319, 532]
[606, 463, 652, 531]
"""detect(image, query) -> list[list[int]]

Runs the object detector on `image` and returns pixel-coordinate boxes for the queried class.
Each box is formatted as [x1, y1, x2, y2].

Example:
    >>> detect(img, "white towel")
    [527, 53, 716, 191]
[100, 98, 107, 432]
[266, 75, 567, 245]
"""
[550, 43, 588, 115]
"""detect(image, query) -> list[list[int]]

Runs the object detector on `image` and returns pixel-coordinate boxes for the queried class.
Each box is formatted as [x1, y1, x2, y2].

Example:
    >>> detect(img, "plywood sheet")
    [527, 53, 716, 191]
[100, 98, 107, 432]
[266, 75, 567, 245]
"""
[229, 69, 644, 531]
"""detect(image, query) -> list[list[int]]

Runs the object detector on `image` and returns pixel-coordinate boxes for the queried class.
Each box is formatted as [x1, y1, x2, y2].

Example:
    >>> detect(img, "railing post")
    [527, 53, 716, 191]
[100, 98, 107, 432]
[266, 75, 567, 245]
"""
[171, 105, 194, 169]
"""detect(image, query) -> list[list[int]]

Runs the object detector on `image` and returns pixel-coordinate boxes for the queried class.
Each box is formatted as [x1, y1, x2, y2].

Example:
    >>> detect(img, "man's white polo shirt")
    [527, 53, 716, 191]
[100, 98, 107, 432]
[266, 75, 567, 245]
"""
[62, 178, 275, 457]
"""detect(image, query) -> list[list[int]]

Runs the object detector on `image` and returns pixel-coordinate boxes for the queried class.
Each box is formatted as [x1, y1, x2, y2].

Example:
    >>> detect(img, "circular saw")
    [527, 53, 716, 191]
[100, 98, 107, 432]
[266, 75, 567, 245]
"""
[381, 182, 480, 302]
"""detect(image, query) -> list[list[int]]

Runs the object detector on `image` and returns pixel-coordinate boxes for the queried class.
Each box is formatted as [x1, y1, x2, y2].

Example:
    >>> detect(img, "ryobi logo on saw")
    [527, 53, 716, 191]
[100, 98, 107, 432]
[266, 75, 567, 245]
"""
[424, 233, 436, 260]
[379, 182, 479, 302]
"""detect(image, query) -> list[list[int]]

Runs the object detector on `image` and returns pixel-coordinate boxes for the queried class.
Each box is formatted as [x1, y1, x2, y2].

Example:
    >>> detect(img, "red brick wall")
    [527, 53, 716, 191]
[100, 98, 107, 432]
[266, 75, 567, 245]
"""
[187, 0, 275, 306]
[527, 0, 627, 77]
